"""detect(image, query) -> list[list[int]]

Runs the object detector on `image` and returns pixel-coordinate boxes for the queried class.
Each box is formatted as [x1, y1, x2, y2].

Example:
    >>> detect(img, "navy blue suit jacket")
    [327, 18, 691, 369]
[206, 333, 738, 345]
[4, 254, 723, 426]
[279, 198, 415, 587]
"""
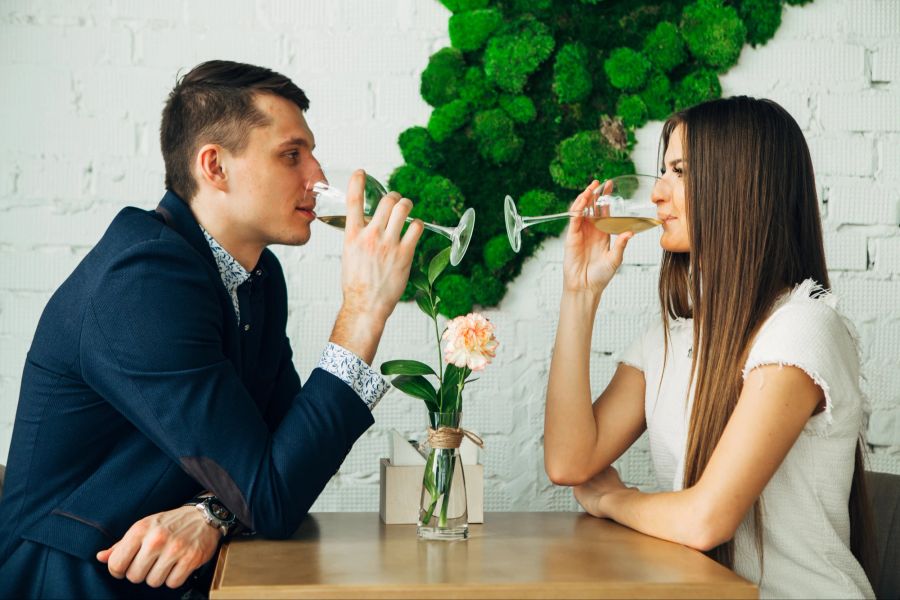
[0, 191, 374, 598]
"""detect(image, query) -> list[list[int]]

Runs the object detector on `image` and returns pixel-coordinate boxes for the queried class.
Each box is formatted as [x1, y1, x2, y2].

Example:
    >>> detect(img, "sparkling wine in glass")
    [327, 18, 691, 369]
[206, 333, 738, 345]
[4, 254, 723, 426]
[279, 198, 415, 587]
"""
[313, 173, 475, 266]
[504, 173, 666, 252]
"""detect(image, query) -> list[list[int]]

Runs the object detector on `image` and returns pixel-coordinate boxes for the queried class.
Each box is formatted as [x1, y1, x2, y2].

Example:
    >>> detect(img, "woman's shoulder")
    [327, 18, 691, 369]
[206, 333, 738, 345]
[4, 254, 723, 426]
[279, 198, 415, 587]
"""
[752, 279, 859, 357]
[744, 279, 866, 436]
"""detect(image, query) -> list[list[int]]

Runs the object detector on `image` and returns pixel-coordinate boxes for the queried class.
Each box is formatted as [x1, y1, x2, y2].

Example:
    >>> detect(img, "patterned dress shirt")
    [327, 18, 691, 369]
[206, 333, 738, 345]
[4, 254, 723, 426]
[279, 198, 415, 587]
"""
[200, 225, 388, 409]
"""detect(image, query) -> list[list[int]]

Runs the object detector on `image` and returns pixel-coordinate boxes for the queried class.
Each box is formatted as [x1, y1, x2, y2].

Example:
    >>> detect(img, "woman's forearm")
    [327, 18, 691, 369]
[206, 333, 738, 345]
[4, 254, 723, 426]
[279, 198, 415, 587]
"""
[596, 486, 731, 552]
[544, 290, 602, 482]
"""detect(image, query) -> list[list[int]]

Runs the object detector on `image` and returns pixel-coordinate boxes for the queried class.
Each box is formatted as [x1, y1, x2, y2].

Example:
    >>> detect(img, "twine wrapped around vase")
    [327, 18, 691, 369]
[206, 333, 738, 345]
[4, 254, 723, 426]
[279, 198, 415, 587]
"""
[426, 426, 485, 450]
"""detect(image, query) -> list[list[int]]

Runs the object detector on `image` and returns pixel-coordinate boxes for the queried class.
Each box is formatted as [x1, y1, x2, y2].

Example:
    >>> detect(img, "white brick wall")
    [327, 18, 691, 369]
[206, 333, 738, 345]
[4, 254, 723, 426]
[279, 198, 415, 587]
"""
[0, 0, 897, 515]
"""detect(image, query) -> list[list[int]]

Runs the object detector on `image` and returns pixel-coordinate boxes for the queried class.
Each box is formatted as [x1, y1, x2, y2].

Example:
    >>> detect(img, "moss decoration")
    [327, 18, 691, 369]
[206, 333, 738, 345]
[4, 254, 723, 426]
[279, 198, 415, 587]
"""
[393, 0, 809, 318]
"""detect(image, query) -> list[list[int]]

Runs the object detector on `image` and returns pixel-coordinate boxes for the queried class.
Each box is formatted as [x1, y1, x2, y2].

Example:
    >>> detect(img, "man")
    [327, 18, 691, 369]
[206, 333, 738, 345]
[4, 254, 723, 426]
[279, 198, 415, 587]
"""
[0, 60, 423, 597]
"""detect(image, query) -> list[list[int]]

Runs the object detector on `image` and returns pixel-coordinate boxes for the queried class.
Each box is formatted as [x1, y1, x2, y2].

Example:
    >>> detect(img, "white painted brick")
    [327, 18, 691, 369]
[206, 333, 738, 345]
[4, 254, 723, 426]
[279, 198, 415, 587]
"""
[824, 230, 869, 270]
[193, 30, 288, 70]
[819, 92, 900, 132]
[135, 28, 285, 70]
[870, 236, 900, 274]
[255, 0, 338, 32]
[0, 24, 132, 67]
[868, 407, 900, 446]
[95, 159, 166, 204]
[184, 1, 257, 31]
[776, 0, 846, 40]
[843, 0, 900, 43]
[727, 41, 867, 91]
[12, 158, 93, 204]
[0, 205, 120, 247]
[301, 78, 374, 127]
[621, 229, 664, 266]
[335, 0, 416, 34]
[0, 163, 18, 199]
[0, 291, 49, 340]
[370, 76, 433, 127]
[872, 43, 900, 82]
[110, 0, 186, 23]
[76, 67, 172, 120]
[868, 450, 900, 475]
[831, 274, 900, 321]
[0, 422, 12, 467]
[2, 0, 113, 25]
[826, 179, 900, 225]
[879, 134, 900, 184]
[0, 249, 82, 292]
[864, 319, 900, 366]
[808, 134, 875, 177]
[0, 337, 30, 379]
[0, 66, 73, 116]
[0, 113, 136, 159]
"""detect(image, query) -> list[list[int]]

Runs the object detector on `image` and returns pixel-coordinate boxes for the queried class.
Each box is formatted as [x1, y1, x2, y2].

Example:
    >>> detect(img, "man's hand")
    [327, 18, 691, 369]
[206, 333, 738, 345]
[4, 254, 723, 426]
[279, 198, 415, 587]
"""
[96, 505, 221, 589]
[330, 169, 424, 364]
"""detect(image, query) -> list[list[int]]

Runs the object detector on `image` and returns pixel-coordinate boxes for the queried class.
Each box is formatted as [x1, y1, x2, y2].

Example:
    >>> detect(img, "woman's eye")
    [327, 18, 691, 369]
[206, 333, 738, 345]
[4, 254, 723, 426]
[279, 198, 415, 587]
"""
[659, 167, 666, 175]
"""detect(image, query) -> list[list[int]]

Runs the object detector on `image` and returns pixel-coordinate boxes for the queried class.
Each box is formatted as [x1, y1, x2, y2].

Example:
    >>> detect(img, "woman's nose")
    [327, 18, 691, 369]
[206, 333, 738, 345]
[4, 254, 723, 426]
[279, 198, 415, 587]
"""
[651, 179, 668, 205]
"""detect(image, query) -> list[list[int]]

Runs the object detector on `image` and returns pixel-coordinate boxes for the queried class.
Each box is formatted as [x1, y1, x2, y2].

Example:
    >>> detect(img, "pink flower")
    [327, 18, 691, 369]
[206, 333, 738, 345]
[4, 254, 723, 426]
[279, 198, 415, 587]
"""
[442, 313, 499, 371]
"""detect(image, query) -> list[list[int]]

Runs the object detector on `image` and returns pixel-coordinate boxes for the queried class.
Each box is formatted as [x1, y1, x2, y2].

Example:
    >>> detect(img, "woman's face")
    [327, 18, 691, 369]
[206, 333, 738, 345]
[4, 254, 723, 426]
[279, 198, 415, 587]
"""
[654, 123, 690, 253]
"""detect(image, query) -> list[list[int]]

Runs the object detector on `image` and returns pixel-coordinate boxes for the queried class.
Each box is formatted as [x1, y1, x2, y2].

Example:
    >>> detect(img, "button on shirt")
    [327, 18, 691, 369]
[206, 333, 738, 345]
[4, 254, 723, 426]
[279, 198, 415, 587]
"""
[200, 225, 389, 409]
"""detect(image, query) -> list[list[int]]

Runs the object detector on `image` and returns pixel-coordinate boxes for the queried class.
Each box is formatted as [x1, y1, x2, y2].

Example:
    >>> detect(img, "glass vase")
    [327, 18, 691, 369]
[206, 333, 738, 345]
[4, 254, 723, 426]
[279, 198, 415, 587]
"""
[417, 411, 468, 540]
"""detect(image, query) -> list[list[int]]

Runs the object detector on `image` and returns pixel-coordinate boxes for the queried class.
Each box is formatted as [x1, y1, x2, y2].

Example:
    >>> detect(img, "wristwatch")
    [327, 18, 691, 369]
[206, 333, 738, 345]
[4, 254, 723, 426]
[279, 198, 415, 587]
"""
[191, 495, 237, 537]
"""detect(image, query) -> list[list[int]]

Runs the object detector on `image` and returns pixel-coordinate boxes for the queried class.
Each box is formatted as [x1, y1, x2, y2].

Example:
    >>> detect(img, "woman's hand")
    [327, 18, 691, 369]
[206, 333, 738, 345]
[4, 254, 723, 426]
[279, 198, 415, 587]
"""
[562, 180, 634, 295]
[573, 466, 630, 518]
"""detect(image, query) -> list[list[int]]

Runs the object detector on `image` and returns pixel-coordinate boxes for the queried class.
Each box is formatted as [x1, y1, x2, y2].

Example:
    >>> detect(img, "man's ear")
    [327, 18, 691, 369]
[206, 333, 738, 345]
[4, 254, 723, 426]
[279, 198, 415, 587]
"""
[196, 144, 228, 192]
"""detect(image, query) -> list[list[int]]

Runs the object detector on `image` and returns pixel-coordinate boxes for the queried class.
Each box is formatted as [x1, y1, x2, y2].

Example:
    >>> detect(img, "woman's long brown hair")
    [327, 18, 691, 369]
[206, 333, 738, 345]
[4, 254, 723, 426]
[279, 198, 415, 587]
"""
[658, 96, 875, 578]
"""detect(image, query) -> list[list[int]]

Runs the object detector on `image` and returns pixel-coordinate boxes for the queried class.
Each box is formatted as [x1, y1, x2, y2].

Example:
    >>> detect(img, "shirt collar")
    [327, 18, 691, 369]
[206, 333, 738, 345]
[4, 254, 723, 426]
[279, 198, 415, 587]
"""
[198, 225, 251, 294]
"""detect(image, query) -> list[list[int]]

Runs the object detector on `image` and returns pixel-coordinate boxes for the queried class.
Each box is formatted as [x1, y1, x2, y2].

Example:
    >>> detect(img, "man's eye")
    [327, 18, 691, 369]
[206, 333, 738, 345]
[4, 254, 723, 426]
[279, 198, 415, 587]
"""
[285, 151, 299, 162]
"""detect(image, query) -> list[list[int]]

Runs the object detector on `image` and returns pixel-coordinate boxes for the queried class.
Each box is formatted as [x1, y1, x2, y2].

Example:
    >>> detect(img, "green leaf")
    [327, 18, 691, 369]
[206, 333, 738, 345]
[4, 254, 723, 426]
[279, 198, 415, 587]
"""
[391, 375, 439, 412]
[381, 359, 437, 377]
[410, 269, 430, 293]
[415, 291, 436, 319]
[439, 363, 466, 411]
[428, 247, 452, 285]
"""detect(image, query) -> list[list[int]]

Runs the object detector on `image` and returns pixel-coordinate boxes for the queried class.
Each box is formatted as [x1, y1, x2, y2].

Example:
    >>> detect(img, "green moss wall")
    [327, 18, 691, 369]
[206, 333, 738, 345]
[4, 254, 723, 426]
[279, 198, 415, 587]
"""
[392, 0, 813, 317]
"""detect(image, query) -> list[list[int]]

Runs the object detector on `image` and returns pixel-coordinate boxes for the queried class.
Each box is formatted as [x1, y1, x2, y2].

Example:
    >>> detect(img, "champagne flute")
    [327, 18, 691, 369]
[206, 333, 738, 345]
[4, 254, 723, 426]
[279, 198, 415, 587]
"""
[313, 173, 476, 267]
[504, 173, 666, 252]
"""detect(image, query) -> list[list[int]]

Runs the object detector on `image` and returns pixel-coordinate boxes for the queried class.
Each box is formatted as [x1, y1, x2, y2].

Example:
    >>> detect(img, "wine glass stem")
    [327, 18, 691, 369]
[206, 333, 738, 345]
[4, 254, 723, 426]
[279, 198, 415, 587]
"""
[520, 211, 581, 228]
[412, 218, 454, 241]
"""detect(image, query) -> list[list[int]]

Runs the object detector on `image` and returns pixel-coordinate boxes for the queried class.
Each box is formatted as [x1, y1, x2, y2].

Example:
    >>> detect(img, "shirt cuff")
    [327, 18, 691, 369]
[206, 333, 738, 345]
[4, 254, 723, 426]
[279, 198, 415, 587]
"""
[317, 342, 390, 410]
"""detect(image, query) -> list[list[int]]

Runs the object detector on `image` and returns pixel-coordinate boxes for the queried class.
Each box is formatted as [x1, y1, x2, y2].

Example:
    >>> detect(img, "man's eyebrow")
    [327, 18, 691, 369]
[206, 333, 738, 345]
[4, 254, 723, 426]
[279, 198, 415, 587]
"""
[277, 137, 314, 150]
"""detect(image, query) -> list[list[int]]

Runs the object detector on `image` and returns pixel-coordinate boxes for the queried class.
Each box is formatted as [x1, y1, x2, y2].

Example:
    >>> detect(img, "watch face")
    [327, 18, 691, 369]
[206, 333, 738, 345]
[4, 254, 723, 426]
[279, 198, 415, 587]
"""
[208, 499, 234, 523]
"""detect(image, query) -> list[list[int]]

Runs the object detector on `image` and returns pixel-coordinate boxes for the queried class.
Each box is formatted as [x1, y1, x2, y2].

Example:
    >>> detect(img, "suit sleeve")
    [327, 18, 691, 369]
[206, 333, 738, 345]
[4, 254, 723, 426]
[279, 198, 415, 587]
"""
[80, 238, 373, 538]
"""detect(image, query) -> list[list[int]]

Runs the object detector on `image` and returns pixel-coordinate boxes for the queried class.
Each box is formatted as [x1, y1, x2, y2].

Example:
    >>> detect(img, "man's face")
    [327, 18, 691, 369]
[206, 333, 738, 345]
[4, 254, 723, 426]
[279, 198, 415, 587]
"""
[222, 93, 324, 248]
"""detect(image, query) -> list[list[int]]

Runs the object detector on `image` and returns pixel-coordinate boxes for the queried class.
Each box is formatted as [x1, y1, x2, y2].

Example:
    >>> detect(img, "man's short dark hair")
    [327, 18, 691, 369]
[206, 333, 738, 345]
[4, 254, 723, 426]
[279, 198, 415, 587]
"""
[160, 60, 310, 201]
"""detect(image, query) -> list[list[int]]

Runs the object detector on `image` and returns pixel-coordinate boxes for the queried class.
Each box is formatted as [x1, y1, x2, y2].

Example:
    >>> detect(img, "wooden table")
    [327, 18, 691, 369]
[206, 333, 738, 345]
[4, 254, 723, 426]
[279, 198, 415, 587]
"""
[210, 512, 756, 599]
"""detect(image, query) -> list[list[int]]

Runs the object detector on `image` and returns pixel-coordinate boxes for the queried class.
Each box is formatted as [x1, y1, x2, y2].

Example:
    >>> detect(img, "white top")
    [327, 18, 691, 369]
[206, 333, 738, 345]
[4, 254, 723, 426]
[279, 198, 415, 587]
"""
[619, 280, 873, 599]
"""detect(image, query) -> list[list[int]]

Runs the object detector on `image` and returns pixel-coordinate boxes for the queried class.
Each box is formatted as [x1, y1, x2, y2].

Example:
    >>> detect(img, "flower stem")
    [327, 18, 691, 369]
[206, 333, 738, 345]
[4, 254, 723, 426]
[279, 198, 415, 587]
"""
[431, 295, 443, 411]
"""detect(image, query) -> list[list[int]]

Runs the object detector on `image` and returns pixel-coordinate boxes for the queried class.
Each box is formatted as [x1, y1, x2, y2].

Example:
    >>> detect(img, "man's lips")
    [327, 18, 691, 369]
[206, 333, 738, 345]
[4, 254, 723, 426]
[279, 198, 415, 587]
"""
[295, 206, 317, 219]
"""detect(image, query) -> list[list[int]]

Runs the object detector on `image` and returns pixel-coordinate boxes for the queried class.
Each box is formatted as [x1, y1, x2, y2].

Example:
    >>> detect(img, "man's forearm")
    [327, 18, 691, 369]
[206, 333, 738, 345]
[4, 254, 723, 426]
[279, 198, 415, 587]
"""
[329, 305, 386, 365]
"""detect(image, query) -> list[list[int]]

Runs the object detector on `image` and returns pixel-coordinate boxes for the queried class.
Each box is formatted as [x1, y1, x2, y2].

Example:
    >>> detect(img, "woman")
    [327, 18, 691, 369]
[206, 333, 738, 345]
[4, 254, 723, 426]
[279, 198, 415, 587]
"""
[544, 96, 874, 598]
